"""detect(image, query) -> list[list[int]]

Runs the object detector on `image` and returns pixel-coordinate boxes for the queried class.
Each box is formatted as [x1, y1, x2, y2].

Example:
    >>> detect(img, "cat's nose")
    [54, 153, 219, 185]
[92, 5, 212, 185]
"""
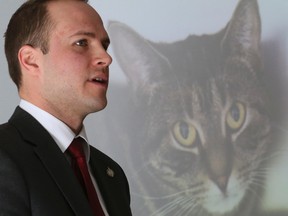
[204, 141, 233, 194]
[214, 175, 229, 194]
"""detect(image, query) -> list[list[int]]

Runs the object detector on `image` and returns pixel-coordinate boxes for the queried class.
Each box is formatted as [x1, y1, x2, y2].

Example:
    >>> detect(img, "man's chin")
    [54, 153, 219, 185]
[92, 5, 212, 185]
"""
[91, 99, 108, 113]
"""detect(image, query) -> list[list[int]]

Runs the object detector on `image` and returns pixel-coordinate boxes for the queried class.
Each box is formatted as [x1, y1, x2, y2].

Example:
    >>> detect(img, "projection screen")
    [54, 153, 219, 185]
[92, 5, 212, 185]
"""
[0, 0, 287, 215]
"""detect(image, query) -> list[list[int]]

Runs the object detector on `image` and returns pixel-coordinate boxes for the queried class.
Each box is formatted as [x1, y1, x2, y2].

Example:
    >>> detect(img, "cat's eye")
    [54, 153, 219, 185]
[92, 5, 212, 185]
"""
[173, 121, 197, 147]
[226, 102, 246, 130]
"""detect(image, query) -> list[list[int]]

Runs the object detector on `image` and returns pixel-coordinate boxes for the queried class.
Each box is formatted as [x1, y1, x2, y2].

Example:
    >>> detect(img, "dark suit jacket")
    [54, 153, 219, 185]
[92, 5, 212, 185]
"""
[0, 107, 132, 216]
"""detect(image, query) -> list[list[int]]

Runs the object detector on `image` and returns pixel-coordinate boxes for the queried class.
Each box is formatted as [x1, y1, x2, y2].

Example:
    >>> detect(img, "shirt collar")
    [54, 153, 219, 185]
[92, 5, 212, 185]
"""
[19, 99, 90, 162]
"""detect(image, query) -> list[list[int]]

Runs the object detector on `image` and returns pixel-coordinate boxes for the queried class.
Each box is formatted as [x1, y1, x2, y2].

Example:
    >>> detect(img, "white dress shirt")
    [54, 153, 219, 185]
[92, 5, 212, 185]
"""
[19, 99, 109, 215]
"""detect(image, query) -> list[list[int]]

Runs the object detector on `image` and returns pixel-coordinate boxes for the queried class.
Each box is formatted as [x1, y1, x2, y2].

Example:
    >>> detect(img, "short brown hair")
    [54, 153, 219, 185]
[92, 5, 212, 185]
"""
[4, 0, 88, 89]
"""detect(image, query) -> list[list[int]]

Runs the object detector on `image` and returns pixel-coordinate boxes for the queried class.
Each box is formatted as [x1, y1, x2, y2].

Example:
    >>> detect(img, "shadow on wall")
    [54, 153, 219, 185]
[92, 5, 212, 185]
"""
[95, 0, 288, 215]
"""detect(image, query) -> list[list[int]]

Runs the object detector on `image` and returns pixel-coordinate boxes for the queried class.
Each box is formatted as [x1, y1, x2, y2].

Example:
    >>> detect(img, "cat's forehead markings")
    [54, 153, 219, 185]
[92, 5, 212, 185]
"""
[211, 79, 224, 109]
[191, 86, 202, 114]
[197, 127, 206, 146]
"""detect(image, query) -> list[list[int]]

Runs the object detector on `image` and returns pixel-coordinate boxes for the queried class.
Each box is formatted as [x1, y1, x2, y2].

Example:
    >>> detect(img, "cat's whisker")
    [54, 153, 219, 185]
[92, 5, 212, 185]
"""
[249, 175, 266, 187]
[174, 196, 195, 214]
[150, 196, 187, 216]
[246, 173, 267, 193]
[252, 156, 278, 169]
[256, 165, 277, 172]
[270, 122, 288, 132]
[246, 183, 264, 202]
[184, 199, 200, 216]
[151, 196, 198, 216]
[266, 149, 287, 158]
[243, 151, 279, 169]
[243, 164, 268, 180]
[175, 198, 197, 216]
[183, 207, 198, 216]
[130, 183, 202, 200]
[252, 169, 270, 176]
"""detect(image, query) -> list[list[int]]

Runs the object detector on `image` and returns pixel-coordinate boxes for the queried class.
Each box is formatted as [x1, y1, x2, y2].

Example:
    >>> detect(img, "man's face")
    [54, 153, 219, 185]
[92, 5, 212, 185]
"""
[38, 1, 112, 118]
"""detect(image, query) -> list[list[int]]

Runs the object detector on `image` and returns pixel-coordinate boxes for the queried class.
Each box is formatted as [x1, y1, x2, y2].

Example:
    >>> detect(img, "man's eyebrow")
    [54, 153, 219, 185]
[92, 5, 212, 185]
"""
[70, 31, 96, 38]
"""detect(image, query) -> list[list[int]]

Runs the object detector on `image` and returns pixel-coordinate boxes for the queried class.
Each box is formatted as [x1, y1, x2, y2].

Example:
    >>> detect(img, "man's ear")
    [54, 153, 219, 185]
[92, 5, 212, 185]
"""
[18, 45, 41, 74]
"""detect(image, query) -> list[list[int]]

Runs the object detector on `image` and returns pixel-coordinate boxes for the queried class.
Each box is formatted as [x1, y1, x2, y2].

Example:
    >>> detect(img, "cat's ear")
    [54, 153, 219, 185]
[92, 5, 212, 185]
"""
[221, 0, 261, 65]
[108, 21, 171, 95]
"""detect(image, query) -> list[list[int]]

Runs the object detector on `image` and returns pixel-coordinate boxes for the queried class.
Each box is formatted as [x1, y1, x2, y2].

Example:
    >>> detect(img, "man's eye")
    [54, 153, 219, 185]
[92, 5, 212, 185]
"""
[75, 39, 88, 47]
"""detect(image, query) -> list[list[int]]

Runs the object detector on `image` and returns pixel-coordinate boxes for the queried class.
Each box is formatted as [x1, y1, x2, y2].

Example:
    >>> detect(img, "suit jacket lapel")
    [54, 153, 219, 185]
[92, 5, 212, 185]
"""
[89, 148, 131, 216]
[9, 107, 94, 216]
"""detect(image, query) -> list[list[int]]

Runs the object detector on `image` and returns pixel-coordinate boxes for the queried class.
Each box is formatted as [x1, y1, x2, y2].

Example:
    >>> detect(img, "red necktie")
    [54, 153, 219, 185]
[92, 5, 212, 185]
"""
[67, 137, 105, 216]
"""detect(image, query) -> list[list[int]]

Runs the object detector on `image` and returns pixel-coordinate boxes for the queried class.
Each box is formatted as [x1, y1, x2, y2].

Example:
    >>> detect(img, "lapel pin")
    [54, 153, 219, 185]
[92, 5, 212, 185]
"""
[106, 167, 115, 177]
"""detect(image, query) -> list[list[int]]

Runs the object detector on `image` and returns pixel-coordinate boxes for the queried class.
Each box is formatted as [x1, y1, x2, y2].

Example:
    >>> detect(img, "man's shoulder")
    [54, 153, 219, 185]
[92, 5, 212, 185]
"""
[90, 145, 117, 163]
[0, 121, 26, 156]
[0, 107, 24, 137]
[89, 145, 125, 173]
[0, 121, 18, 139]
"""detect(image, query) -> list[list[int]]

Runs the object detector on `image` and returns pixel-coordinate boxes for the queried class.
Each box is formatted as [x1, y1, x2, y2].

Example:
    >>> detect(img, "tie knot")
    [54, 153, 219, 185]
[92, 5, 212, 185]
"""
[67, 137, 86, 159]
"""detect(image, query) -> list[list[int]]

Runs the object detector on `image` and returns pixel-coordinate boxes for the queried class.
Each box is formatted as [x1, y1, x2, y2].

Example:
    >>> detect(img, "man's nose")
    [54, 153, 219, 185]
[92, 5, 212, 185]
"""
[92, 49, 113, 68]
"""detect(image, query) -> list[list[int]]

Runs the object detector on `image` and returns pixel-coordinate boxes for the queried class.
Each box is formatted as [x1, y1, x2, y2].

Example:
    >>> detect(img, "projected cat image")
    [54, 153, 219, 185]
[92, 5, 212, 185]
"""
[105, 0, 281, 215]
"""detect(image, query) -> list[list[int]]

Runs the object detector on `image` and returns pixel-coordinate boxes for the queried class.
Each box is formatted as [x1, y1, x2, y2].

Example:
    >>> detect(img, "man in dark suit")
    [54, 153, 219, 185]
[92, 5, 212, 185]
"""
[0, 0, 132, 215]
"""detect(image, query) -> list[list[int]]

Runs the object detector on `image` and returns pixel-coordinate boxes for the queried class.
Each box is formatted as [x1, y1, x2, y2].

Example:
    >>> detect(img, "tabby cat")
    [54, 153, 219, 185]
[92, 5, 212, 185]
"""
[103, 0, 277, 215]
